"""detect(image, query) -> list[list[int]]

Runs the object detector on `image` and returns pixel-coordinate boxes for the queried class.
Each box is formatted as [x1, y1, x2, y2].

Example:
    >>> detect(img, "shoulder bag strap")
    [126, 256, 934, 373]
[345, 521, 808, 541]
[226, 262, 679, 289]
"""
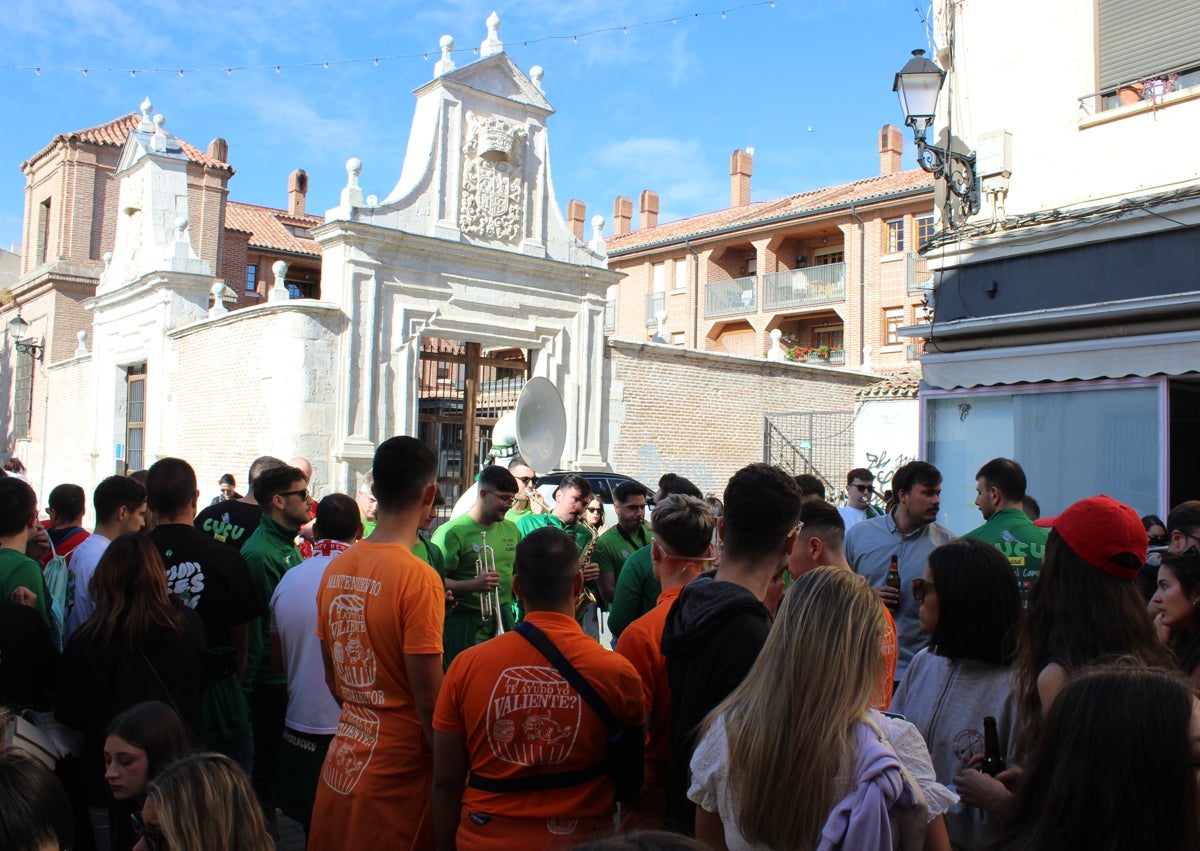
[514, 621, 619, 734]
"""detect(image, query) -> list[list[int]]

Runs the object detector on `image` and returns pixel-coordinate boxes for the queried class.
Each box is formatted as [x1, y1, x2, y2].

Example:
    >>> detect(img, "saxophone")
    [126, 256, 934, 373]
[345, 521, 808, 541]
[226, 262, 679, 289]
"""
[575, 525, 601, 622]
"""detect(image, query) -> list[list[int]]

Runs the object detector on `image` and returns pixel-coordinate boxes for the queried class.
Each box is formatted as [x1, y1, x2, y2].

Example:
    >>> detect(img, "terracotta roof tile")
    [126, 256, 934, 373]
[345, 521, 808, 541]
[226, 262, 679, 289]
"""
[225, 202, 324, 257]
[21, 113, 233, 172]
[855, 366, 922, 400]
[606, 169, 934, 254]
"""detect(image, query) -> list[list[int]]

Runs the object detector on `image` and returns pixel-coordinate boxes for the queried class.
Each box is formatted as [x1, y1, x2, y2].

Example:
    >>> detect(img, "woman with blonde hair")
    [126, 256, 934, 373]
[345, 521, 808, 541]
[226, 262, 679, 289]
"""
[134, 753, 272, 851]
[689, 567, 952, 851]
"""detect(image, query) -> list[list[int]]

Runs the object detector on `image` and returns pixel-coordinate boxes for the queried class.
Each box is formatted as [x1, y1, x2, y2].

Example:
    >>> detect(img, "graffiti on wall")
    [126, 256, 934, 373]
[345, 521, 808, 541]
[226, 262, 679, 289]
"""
[865, 449, 914, 489]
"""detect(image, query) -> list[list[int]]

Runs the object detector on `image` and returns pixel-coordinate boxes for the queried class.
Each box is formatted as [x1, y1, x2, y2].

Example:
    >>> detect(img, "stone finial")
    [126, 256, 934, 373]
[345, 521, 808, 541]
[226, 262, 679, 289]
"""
[435, 35, 456, 76]
[767, 328, 786, 362]
[652, 309, 669, 343]
[530, 65, 544, 91]
[588, 215, 606, 254]
[174, 216, 189, 241]
[151, 114, 168, 152]
[138, 97, 154, 131]
[341, 158, 363, 208]
[481, 11, 503, 57]
[269, 260, 290, 303]
[74, 330, 88, 357]
[209, 280, 237, 317]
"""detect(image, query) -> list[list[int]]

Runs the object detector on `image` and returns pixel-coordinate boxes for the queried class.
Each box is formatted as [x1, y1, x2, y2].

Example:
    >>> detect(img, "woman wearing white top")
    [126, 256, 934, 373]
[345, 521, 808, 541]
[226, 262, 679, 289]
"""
[689, 567, 953, 851]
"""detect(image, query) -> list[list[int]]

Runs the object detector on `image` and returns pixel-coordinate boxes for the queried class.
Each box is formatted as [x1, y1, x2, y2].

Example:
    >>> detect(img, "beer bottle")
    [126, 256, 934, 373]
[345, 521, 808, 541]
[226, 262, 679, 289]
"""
[885, 554, 901, 610]
[982, 715, 1006, 777]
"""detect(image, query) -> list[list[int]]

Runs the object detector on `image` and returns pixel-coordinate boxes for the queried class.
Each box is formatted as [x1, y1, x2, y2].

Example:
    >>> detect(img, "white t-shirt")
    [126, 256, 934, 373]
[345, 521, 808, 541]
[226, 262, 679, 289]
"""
[64, 533, 111, 640]
[270, 552, 343, 734]
[839, 505, 869, 532]
[689, 711, 955, 851]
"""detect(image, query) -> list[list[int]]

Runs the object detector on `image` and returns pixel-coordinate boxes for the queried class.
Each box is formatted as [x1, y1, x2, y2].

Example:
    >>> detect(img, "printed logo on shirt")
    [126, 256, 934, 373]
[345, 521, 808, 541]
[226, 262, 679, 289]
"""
[165, 561, 206, 608]
[201, 515, 245, 544]
[328, 593, 379, 697]
[953, 726, 984, 765]
[487, 665, 581, 765]
[322, 703, 380, 795]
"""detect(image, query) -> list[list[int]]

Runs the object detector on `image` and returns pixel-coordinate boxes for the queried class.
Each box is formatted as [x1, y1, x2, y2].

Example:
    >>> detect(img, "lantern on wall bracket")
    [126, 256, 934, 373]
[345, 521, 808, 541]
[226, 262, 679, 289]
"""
[8, 312, 44, 361]
[893, 49, 980, 230]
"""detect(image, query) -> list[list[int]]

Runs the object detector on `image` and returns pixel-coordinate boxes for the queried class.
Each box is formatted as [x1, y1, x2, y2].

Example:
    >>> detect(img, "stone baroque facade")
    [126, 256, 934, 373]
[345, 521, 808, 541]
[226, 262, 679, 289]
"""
[1, 16, 618, 506]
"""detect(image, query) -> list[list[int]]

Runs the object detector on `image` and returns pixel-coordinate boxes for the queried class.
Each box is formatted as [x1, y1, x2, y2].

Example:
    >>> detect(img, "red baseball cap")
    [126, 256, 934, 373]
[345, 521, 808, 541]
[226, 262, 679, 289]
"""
[1035, 495, 1147, 580]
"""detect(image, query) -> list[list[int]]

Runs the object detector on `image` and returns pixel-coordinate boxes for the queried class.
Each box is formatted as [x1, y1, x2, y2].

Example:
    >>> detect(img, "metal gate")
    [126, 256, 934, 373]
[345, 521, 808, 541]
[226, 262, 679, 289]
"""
[417, 338, 528, 522]
[763, 410, 855, 498]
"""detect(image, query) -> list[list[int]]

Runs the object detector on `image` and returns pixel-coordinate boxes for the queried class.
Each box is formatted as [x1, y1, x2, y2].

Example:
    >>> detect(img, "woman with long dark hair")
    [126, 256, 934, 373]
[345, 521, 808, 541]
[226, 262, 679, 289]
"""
[1151, 548, 1200, 688]
[988, 665, 1200, 850]
[55, 535, 205, 851]
[891, 538, 1020, 850]
[957, 496, 1173, 815]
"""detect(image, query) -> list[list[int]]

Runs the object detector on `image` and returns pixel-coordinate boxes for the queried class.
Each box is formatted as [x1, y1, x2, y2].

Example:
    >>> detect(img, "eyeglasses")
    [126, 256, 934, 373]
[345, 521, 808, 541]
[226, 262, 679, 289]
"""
[852, 484, 872, 493]
[279, 488, 309, 501]
[489, 491, 516, 507]
[516, 476, 540, 487]
[912, 578, 935, 603]
[131, 811, 166, 851]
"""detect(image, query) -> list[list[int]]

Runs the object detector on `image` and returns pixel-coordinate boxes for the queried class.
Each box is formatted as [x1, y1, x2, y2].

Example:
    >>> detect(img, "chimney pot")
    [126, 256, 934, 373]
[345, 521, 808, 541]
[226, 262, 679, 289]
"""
[879, 125, 904, 176]
[730, 150, 752, 207]
[567, 199, 586, 240]
[288, 169, 308, 216]
[207, 137, 229, 163]
[613, 196, 633, 236]
[639, 190, 659, 230]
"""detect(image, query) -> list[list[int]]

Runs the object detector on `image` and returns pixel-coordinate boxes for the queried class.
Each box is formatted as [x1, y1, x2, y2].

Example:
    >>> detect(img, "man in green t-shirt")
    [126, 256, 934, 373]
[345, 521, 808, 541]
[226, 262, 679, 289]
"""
[0, 477, 50, 626]
[433, 466, 521, 667]
[961, 458, 1047, 603]
[595, 480, 652, 606]
[608, 473, 704, 642]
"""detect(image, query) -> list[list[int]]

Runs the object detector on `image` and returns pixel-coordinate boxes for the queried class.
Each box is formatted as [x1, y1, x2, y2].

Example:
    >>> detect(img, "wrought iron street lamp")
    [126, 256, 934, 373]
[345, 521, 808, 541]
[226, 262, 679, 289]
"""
[893, 49, 980, 229]
[7, 312, 44, 361]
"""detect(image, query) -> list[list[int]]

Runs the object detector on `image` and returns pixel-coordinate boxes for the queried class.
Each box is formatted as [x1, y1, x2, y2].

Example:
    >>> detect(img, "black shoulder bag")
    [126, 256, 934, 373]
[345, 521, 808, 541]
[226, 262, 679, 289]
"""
[466, 621, 644, 806]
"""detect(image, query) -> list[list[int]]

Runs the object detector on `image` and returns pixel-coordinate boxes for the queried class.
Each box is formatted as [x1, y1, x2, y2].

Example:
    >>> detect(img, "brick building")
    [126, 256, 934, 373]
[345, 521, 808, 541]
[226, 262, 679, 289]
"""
[599, 126, 934, 373]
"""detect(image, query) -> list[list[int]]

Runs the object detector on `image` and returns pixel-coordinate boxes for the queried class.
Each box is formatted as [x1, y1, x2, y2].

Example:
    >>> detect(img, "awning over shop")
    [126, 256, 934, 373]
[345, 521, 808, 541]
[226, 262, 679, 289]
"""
[921, 328, 1200, 389]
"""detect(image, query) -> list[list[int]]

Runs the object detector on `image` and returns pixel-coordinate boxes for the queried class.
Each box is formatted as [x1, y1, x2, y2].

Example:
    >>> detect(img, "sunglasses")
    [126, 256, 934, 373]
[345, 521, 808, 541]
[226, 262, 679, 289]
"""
[911, 578, 935, 603]
[279, 488, 309, 501]
[852, 484, 872, 492]
[131, 811, 166, 851]
[516, 476, 540, 486]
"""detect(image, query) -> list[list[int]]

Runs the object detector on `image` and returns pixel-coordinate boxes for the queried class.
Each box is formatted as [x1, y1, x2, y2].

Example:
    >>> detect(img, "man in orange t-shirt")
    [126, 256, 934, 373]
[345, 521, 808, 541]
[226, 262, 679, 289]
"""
[787, 500, 898, 708]
[309, 437, 446, 851]
[433, 527, 645, 850]
[615, 494, 716, 829]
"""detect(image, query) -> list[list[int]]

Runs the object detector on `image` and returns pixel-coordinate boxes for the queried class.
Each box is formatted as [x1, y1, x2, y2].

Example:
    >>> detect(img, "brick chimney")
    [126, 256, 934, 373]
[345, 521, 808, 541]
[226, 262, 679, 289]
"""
[879, 125, 904, 176]
[207, 137, 229, 164]
[288, 169, 308, 216]
[639, 190, 659, 230]
[613, 196, 633, 236]
[730, 149, 752, 207]
[567, 199, 586, 240]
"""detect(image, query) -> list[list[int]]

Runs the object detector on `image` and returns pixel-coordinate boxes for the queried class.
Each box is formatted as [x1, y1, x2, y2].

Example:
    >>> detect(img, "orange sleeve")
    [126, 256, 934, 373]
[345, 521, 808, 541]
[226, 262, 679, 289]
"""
[401, 560, 446, 656]
[615, 621, 655, 716]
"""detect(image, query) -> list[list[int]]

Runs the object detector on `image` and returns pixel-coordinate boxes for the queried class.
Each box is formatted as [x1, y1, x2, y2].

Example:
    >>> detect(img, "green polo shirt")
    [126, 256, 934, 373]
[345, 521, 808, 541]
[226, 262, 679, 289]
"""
[594, 523, 652, 583]
[0, 548, 50, 626]
[962, 506, 1048, 598]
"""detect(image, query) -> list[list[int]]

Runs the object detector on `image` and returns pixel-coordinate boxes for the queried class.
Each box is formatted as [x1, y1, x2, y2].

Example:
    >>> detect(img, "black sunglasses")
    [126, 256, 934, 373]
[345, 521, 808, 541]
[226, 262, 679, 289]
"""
[912, 578, 935, 603]
[131, 811, 166, 851]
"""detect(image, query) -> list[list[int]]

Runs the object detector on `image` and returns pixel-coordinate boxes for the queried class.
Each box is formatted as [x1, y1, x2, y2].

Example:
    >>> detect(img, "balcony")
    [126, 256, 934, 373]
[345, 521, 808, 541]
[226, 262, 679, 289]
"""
[793, 349, 847, 367]
[705, 275, 758, 319]
[762, 263, 846, 311]
[906, 252, 934, 294]
[645, 292, 665, 327]
[604, 299, 615, 333]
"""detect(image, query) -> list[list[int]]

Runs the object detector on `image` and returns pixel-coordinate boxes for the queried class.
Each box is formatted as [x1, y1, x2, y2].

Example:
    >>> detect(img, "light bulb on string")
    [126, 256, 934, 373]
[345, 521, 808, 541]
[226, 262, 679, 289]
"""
[178, 70, 184, 77]
[721, 11, 727, 19]
[130, 70, 136, 77]
[35, 68, 40, 76]
[275, 65, 281, 73]
[323, 62, 329, 69]
[373, 58, 379, 66]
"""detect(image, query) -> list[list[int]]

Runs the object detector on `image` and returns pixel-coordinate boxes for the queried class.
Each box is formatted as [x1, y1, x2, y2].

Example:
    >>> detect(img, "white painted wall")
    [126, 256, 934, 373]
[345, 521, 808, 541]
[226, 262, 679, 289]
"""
[851, 397, 919, 500]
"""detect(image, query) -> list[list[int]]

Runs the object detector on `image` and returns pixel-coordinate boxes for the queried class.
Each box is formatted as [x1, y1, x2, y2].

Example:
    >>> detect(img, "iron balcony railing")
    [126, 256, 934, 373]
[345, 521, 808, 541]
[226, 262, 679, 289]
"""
[705, 275, 757, 318]
[645, 292, 665, 327]
[906, 252, 934, 294]
[800, 349, 847, 366]
[761, 263, 846, 311]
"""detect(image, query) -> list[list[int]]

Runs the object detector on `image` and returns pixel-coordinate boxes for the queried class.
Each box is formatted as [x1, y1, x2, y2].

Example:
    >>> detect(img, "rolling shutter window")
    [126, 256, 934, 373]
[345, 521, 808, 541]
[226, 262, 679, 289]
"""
[1098, 0, 1200, 91]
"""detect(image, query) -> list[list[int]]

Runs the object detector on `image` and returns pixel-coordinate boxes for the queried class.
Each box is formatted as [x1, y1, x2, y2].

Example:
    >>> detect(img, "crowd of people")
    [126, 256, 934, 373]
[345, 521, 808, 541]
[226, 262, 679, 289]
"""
[2, 445, 1199, 851]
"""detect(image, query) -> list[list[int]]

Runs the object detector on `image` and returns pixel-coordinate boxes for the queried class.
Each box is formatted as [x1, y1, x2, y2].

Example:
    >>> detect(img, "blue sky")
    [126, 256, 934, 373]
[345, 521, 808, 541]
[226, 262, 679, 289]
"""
[0, 0, 932, 253]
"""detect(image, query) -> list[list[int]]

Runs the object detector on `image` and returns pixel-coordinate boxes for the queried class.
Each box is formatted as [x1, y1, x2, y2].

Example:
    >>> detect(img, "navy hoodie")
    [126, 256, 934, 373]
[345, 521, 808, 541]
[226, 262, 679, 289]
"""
[659, 571, 769, 835]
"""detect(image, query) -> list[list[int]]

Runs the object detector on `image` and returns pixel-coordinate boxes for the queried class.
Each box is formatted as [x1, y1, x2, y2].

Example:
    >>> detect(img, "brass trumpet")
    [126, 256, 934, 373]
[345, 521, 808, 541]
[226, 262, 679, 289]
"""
[474, 530, 505, 636]
[524, 485, 553, 513]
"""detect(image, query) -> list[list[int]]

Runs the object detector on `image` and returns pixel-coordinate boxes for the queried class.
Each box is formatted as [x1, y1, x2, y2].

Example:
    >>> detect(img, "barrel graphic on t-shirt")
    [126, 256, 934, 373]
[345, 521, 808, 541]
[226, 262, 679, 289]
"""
[328, 594, 377, 689]
[322, 702, 380, 795]
[487, 665, 581, 765]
